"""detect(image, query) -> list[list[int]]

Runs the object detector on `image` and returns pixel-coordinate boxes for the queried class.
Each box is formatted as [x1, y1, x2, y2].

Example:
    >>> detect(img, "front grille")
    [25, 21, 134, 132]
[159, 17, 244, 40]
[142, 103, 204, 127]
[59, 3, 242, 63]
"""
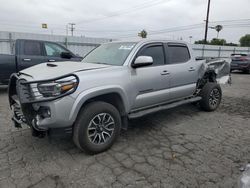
[18, 81, 48, 103]
[16, 79, 36, 103]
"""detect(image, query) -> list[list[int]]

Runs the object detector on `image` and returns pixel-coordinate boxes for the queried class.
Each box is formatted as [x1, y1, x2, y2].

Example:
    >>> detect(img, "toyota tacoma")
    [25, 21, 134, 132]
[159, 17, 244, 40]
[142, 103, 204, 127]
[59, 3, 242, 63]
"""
[8, 39, 231, 154]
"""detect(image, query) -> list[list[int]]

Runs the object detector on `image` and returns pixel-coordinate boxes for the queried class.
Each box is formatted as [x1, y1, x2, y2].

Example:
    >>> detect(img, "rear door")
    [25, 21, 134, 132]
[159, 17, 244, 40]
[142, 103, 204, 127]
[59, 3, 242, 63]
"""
[43, 42, 74, 62]
[17, 40, 46, 71]
[164, 43, 198, 100]
[131, 43, 171, 110]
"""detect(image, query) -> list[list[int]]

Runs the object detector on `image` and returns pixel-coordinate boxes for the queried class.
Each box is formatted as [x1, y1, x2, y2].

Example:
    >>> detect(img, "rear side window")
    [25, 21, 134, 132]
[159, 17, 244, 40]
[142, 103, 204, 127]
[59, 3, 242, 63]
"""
[138, 45, 165, 66]
[168, 45, 190, 64]
[23, 41, 42, 56]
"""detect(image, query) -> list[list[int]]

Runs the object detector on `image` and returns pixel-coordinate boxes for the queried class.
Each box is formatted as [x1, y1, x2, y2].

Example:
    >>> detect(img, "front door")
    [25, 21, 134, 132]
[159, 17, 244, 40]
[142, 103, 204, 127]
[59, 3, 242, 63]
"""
[131, 43, 171, 110]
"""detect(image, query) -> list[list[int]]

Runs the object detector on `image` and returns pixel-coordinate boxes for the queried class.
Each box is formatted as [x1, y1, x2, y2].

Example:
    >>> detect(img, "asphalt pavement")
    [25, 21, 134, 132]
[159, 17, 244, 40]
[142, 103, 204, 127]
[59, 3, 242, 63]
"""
[0, 72, 250, 188]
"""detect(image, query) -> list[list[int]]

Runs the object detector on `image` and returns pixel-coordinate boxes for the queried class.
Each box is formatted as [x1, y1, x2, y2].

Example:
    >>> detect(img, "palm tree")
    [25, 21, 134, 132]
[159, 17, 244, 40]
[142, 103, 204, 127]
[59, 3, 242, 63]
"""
[215, 25, 223, 38]
[138, 29, 147, 38]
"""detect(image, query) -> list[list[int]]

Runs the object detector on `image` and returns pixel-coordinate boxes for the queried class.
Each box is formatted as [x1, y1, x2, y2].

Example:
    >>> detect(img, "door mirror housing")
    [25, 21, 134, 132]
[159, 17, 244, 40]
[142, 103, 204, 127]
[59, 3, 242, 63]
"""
[60, 52, 73, 59]
[132, 56, 153, 68]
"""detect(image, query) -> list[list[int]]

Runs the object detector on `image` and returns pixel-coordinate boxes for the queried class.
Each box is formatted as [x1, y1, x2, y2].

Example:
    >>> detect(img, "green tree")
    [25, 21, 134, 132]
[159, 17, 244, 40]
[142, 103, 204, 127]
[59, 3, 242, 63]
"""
[239, 34, 250, 47]
[194, 39, 238, 46]
[194, 39, 206, 44]
[210, 38, 226, 45]
[138, 29, 147, 38]
[225, 42, 238, 46]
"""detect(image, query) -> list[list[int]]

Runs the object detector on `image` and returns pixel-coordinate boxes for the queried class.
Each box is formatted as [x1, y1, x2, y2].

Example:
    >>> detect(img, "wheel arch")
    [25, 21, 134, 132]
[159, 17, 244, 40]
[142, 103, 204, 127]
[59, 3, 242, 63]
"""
[69, 86, 129, 128]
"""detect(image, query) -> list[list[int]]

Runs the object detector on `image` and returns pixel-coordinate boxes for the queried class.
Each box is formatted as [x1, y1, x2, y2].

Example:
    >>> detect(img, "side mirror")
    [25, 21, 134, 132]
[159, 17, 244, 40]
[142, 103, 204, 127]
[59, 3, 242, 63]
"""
[132, 56, 153, 68]
[61, 52, 73, 59]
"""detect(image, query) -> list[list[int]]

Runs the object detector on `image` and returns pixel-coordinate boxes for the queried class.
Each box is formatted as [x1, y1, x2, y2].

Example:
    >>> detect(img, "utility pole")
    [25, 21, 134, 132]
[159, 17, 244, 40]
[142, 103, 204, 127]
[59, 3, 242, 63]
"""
[189, 36, 193, 43]
[204, 0, 211, 44]
[68, 23, 76, 36]
[66, 24, 68, 36]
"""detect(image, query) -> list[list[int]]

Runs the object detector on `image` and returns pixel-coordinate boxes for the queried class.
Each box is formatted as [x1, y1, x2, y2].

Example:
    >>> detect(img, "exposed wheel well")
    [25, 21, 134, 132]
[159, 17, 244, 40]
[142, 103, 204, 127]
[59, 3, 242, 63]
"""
[197, 70, 217, 90]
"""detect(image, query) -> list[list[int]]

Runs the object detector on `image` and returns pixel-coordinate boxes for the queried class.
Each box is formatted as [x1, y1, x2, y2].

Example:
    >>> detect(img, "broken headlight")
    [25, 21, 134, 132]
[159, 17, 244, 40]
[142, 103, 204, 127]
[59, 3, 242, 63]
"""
[37, 75, 78, 98]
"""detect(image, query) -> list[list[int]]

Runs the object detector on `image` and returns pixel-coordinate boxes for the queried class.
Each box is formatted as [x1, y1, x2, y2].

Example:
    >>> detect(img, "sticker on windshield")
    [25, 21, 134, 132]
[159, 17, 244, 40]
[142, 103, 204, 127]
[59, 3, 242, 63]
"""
[119, 45, 134, 50]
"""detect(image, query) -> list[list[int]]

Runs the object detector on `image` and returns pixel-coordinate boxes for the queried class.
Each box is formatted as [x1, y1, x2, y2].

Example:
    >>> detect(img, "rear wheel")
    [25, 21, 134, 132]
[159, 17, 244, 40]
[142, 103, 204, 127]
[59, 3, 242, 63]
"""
[73, 101, 121, 154]
[199, 83, 222, 111]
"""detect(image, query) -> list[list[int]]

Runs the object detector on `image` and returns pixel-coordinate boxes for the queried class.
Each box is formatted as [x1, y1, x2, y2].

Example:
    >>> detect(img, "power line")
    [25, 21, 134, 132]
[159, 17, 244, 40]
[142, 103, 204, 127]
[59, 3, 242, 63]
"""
[108, 23, 205, 38]
[210, 18, 250, 24]
[0, 17, 247, 29]
[77, 0, 170, 24]
[0, 18, 249, 37]
[109, 22, 250, 39]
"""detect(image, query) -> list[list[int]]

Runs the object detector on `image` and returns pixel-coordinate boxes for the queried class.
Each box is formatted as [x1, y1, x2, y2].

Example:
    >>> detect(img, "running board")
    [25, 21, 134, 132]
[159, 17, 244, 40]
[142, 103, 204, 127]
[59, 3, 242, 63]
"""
[128, 96, 202, 119]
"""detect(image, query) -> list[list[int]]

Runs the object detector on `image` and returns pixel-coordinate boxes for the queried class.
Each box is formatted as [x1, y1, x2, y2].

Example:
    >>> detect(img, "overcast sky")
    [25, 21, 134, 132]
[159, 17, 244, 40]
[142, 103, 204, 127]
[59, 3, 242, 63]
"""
[0, 0, 249, 43]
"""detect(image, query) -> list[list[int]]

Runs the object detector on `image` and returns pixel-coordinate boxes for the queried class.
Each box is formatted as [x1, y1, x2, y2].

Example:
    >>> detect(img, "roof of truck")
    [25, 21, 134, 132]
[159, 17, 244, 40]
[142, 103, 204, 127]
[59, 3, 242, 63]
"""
[109, 38, 189, 45]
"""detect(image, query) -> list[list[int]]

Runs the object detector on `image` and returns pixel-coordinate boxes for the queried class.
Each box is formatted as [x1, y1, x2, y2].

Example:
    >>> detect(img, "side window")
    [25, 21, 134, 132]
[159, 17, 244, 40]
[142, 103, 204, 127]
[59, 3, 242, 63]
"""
[138, 45, 165, 66]
[168, 45, 190, 64]
[44, 42, 68, 57]
[23, 41, 42, 56]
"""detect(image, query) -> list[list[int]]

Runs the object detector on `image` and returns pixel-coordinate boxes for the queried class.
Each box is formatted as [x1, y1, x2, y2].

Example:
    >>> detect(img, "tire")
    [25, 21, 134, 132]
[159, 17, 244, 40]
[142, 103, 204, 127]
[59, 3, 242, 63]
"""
[73, 101, 121, 154]
[243, 69, 250, 74]
[199, 83, 222, 112]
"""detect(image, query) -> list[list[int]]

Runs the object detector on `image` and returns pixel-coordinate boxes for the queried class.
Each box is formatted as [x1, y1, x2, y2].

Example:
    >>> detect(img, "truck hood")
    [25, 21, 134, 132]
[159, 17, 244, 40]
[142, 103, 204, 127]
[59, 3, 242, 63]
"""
[19, 61, 110, 80]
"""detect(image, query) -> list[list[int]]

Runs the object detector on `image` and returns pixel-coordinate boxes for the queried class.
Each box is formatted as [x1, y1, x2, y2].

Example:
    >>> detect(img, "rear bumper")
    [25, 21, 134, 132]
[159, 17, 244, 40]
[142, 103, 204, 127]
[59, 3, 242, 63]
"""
[8, 74, 76, 131]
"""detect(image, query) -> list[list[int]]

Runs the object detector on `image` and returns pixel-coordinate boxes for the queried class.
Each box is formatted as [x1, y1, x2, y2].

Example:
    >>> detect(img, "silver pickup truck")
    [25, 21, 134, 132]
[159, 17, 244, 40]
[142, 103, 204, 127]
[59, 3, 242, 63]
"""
[8, 39, 231, 154]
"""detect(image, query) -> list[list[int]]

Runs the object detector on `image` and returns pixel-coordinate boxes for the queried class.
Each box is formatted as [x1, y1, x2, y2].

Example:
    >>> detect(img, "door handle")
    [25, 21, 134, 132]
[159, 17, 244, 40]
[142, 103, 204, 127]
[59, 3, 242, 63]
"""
[161, 70, 170, 75]
[189, 67, 196, 71]
[48, 59, 56, 62]
[23, 58, 31, 62]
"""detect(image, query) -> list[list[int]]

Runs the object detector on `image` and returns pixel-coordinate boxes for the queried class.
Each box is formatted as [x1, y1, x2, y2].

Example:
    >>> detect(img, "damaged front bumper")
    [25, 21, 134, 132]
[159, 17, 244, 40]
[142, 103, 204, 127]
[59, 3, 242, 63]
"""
[8, 73, 77, 135]
[11, 100, 26, 128]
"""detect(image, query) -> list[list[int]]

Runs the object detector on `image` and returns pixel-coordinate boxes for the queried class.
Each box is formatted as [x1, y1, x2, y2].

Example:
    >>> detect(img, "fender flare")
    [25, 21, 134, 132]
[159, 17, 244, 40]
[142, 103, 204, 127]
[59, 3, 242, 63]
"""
[69, 85, 130, 122]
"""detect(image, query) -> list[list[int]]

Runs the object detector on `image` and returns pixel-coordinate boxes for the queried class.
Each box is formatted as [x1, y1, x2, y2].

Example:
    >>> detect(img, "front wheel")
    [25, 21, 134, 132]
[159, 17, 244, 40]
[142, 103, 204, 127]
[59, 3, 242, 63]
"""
[73, 101, 121, 154]
[199, 83, 222, 111]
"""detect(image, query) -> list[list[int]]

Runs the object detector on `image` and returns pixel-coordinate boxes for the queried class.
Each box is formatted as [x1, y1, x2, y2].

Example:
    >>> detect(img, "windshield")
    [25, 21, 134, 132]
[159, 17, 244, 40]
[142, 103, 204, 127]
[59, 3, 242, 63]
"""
[82, 42, 137, 66]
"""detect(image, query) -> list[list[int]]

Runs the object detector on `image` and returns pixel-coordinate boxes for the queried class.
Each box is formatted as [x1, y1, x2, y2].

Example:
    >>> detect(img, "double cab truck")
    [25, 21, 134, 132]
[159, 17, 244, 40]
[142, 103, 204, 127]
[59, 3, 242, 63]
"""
[0, 39, 82, 84]
[8, 39, 231, 154]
